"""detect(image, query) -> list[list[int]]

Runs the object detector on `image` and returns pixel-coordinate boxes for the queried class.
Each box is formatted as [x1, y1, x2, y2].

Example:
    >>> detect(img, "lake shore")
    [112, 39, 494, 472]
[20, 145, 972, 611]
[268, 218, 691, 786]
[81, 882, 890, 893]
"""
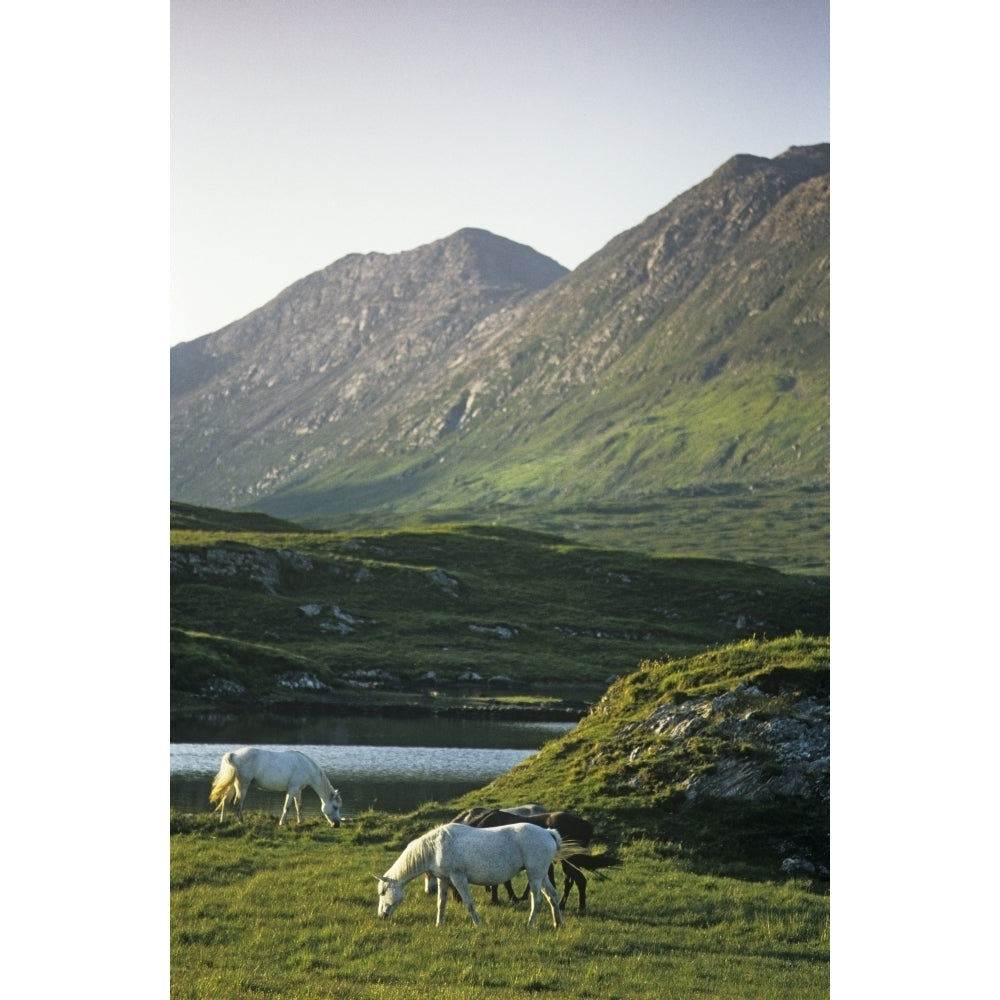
[171, 683, 602, 741]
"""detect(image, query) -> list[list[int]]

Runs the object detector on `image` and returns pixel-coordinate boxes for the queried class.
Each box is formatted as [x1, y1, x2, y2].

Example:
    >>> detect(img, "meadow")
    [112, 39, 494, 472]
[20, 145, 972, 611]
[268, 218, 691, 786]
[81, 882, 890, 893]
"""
[171, 511, 829, 715]
[171, 623, 830, 999]
[170, 813, 828, 1000]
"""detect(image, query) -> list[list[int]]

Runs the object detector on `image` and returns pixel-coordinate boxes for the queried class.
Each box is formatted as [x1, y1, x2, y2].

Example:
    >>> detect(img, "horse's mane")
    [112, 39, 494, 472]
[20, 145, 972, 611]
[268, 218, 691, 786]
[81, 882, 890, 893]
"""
[296, 752, 335, 798]
[315, 769, 336, 797]
[386, 826, 443, 882]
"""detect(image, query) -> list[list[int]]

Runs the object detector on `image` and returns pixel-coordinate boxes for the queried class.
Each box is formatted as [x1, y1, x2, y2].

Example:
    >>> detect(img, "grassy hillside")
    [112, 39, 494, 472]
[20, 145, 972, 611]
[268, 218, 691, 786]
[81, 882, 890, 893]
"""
[301, 484, 830, 576]
[171, 504, 829, 718]
[448, 633, 829, 875]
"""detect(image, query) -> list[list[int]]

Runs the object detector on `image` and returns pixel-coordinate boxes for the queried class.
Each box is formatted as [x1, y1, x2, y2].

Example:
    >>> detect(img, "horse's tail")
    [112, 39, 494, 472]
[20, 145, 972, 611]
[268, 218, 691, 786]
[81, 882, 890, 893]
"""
[209, 752, 238, 809]
[541, 827, 570, 859]
[554, 837, 591, 862]
[567, 851, 620, 872]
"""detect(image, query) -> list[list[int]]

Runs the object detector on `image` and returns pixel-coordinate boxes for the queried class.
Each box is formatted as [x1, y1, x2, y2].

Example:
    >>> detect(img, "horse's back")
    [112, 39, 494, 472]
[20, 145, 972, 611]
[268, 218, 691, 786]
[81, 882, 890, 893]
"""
[446, 821, 558, 878]
[453, 803, 547, 825]
[506, 803, 548, 816]
[469, 809, 533, 829]
[465, 807, 593, 847]
[451, 807, 491, 824]
[230, 747, 317, 785]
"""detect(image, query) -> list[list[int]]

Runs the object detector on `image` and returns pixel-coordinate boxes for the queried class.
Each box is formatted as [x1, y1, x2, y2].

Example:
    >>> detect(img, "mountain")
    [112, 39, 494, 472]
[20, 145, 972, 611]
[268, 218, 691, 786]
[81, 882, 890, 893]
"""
[171, 145, 829, 567]
[171, 228, 568, 500]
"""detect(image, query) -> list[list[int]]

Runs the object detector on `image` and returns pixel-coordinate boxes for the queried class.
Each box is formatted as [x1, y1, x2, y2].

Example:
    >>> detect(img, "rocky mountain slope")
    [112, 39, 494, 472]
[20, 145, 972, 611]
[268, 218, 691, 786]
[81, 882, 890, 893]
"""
[171, 145, 829, 538]
[171, 229, 567, 504]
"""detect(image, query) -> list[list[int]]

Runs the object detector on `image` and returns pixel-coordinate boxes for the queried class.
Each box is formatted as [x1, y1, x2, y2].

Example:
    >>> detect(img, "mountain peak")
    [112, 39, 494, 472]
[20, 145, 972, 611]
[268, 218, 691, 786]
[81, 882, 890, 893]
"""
[172, 146, 829, 533]
[423, 227, 569, 291]
[710, 143, 829, 185]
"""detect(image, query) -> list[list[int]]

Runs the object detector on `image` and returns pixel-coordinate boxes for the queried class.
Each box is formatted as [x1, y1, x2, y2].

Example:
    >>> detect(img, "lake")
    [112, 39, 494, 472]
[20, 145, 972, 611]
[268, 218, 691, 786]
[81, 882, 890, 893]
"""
[171, 716, 576, 817]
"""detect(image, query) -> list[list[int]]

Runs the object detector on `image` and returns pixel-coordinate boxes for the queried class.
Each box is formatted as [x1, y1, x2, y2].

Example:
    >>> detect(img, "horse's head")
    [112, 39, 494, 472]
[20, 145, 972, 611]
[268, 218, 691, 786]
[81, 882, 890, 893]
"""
[322, 789, 342, 827]
[375, 875, 405, 919]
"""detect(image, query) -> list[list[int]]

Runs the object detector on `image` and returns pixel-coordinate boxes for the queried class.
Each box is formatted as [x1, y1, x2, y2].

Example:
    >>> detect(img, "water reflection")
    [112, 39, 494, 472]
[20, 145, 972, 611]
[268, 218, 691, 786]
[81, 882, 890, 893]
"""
[171, 713, 573, 749]
[171, 718, 576, 817]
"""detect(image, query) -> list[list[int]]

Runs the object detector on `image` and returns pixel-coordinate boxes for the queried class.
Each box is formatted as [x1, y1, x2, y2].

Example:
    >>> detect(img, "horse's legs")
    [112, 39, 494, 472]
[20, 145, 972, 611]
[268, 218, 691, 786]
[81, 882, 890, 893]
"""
[520, 864, 554, 901]
[539, 873, 564, 928]
[559, 863, 586, 912]
[446, 874, 483, 926]
[234, 779, 247, 823]
[277, 784, 304, 826]
[435, 878, 450, 924]
[559, 861, 573, 908]
[524, 878, 541, 926]
[526, 876, 563, 928]
[484, 881, 517, 904]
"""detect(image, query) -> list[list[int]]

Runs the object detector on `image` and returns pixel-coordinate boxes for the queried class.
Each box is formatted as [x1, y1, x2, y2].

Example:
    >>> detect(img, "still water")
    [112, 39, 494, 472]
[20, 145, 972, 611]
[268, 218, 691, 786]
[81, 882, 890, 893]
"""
[171, 716, 576, 817]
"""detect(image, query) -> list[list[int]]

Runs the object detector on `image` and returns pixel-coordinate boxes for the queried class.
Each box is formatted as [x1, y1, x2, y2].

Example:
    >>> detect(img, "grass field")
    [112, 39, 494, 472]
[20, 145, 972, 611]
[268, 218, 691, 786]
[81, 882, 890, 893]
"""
[171, 608, 831, 998]
[170, 815, 828, 1000]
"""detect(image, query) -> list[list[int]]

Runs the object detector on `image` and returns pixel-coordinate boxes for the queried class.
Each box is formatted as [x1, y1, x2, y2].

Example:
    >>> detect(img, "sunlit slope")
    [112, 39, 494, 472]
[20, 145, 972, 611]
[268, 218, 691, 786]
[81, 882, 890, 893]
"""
[454, 633, 829, 874]
[266, 151, 828, 516]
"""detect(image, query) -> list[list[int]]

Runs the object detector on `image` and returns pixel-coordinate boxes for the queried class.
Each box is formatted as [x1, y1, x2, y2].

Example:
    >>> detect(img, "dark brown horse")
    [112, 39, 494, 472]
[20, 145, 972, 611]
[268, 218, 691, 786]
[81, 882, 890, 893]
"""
[462, 808, 619, 912]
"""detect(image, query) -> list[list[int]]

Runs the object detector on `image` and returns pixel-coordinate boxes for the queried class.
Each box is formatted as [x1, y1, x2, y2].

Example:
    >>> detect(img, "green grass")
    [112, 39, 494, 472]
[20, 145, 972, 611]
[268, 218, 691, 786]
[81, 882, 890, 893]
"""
[308, 485, 830, 576]
[171, 511, 829, 714]
[170, 819, 828, 1000]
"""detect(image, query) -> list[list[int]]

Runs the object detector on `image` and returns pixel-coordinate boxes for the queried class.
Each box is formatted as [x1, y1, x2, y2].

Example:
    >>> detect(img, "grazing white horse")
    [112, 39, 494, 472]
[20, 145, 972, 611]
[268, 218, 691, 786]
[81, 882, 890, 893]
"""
[209, 747, 342, 827]
[425, 803, 549, 895]
[377, 822, 569, 927]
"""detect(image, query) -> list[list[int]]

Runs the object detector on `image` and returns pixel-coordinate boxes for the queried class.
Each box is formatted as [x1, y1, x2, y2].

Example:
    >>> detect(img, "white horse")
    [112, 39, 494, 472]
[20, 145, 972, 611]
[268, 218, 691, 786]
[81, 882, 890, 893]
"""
[209, 747, 342, 827]
[378, 822, 569, 927]
[425, 803, 549, 895]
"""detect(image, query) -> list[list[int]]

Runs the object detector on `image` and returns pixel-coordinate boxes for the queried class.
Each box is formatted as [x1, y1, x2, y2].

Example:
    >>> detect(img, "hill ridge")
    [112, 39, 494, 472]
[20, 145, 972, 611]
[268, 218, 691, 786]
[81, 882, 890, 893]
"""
[171, 145, 829, 568]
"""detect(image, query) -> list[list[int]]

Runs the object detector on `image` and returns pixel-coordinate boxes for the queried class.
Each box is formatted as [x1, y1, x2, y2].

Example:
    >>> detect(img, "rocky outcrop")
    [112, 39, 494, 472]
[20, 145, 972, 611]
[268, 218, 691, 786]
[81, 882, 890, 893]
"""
[599, 677, 829, 875]
[170, 546, 313, 595]
[617, 682, 829, 805]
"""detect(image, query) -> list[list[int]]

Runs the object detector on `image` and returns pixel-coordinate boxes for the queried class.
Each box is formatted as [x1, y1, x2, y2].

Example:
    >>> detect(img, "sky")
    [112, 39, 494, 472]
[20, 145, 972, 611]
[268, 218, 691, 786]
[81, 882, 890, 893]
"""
[170, 0, 830, 346]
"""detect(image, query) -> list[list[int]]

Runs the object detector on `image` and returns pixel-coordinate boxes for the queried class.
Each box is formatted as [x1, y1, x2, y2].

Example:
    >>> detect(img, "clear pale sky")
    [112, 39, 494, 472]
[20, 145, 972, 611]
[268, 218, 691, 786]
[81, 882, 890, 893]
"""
[171, 0, 829, 346]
